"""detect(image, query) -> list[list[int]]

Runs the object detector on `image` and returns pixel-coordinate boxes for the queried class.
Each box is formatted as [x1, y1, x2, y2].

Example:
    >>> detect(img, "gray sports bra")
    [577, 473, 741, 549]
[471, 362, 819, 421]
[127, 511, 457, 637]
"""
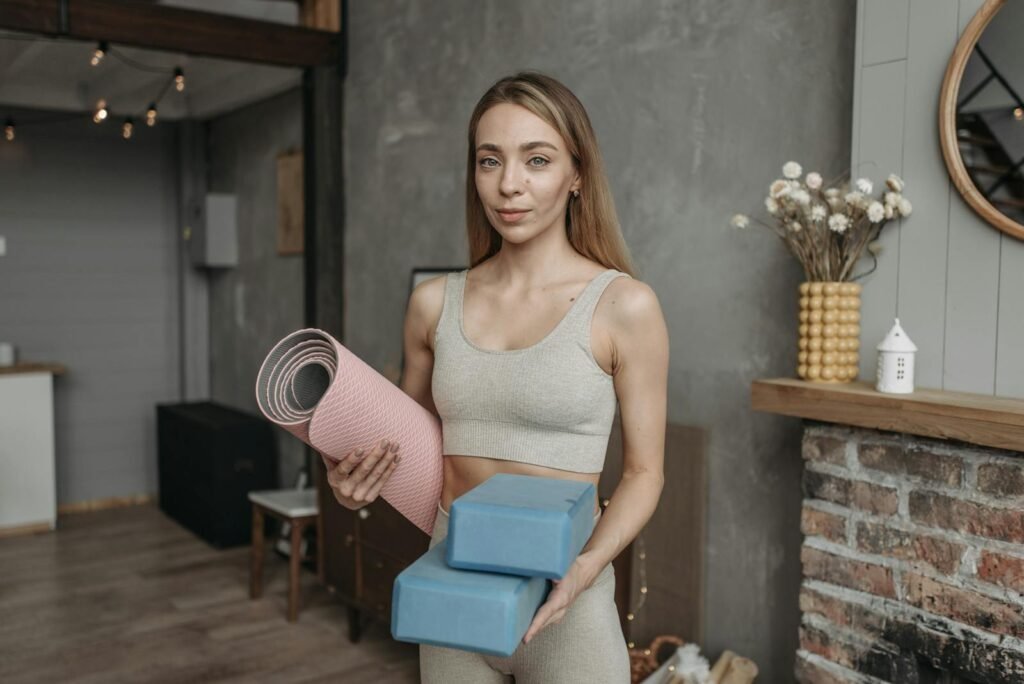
[430, 268, 630, 473]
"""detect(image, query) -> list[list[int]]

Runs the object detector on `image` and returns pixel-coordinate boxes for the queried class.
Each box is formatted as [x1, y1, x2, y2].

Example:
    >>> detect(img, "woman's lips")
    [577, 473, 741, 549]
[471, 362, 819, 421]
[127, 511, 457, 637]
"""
[497, 210, 529, 222]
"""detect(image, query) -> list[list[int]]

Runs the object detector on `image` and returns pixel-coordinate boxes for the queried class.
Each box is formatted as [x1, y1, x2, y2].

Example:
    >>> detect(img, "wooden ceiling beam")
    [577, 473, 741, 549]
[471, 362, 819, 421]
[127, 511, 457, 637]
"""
[0, 0, 340, 68]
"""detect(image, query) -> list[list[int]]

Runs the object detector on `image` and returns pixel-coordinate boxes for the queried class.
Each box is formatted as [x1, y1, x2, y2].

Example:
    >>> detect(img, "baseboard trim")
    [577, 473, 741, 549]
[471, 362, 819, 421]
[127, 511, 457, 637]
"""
[58, 494, 154, 515]
[0, 521, 54, 538]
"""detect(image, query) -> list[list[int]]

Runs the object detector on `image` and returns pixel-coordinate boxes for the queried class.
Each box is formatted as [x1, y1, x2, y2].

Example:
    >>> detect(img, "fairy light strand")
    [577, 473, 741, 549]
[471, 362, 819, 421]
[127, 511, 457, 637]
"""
[1, 33, 186, 142]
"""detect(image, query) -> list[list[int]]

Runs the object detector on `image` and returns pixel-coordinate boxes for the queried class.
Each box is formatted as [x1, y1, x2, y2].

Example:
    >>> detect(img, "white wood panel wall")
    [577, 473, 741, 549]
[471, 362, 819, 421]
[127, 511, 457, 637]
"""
[852, 0, 1024, 398]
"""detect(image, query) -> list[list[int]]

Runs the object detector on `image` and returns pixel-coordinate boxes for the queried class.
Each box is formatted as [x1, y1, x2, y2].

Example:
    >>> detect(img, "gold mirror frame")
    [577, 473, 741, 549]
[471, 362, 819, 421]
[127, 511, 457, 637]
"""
[939, 0, 1024, 241]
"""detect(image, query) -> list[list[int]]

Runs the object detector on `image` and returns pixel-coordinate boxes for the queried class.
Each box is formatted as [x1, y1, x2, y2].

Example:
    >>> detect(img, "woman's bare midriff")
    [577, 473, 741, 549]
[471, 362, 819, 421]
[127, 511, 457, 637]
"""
[442, 454, 603, 516]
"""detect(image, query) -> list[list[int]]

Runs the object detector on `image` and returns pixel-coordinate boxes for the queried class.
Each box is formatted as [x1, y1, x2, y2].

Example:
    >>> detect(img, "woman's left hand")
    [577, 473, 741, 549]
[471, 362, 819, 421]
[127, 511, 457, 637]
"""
[522, 554, 600, 644]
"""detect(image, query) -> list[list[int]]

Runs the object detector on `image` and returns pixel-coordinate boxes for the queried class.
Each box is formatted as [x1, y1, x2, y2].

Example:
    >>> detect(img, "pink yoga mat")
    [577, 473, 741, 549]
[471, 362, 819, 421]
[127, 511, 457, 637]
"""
[255, 328, 443, 534]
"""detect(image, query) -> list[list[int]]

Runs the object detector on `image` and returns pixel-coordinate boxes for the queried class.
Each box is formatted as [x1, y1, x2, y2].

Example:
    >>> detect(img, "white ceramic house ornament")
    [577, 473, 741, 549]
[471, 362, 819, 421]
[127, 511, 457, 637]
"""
[876, 318, 917, 394]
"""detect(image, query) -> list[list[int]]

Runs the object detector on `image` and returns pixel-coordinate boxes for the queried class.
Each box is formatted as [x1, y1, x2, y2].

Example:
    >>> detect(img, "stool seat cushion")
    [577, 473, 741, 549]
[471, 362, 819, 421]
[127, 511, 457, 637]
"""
[391, 540, 549, 657]
[247, 488, 318, 517]
[446, 474, 597, 579]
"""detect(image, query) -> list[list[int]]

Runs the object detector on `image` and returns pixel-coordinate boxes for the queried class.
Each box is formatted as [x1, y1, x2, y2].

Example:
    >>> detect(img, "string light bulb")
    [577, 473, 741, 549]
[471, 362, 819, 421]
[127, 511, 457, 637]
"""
[93, 99, 109, 123]
[146, 103, 158, 127]
[90, 41, 108, 67]
[4, 119, 14, 142]
[1014, 107, 1023, 122]
[174, 68, 186, 92]
[122, 118, 134, 139]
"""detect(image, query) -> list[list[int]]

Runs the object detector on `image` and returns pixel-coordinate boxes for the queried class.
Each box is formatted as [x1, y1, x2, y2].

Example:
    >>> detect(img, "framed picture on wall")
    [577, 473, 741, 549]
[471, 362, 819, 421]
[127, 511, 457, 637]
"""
[276, 150, 303, 255]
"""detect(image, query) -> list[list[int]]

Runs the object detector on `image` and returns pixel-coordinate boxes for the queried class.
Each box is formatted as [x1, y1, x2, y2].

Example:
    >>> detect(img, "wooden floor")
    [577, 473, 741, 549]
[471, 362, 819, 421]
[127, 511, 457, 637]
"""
[0, 503, 419, 684]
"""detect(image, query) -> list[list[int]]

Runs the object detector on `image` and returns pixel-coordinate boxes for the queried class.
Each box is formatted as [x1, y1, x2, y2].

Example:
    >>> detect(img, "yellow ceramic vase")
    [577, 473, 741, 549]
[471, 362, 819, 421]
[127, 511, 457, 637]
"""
[797, 281, 862, 383]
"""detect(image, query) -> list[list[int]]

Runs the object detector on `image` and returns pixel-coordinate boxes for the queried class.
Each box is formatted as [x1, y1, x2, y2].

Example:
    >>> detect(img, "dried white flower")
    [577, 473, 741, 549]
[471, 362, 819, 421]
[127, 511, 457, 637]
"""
[769, 179, 792, 199]
[867, 201, 885, 223]
[825, 188, 841, 199]
[884, 204, 894, 219]
[867, 240, 883, 256]
[828, 214, 850, 233]
[806, 172, 823, 190]
[884, 191, 901, 207]
[898, 198, 913, 216]
[783, 161, 803, 179]
[788, 220, 803, 232]
[791, 188, 811, 206]
[886, 174, 905, 192]
[730, 213, 750, 229]
[827, 197, 844, 211]
[765, 197, 779, 215]
[856, 178, 873, 194]
[844, 191, 865, 208]
[811, 204, 827, 221]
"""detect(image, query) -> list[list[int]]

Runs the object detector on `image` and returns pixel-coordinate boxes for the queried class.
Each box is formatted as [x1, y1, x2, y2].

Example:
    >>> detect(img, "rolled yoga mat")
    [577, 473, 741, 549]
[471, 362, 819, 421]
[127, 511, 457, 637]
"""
[255, 328, 443, 534]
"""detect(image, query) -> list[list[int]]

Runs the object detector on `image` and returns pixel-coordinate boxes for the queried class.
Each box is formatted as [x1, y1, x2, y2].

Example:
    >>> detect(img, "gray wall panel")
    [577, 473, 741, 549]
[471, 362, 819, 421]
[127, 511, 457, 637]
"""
[895, 0, 958, 389]
[0, 110, 181, 504]
[853, 0, 1023, 398]
[862, 0, 910, 66]
[854, 59, 907, 381]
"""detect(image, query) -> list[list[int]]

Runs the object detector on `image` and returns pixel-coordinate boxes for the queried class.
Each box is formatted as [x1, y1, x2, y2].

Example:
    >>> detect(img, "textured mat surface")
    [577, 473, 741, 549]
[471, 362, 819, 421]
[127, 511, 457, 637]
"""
[255, 328, 443, 534]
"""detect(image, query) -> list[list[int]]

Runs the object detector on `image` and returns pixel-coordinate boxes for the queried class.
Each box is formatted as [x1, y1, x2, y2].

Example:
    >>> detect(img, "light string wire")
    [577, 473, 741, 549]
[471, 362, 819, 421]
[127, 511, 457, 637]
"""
[1, 33, 185, 134]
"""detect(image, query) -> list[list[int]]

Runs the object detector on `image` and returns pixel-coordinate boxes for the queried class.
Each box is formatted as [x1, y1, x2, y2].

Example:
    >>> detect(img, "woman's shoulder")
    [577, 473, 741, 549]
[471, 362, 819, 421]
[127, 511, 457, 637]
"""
[599, 274, 664, 330]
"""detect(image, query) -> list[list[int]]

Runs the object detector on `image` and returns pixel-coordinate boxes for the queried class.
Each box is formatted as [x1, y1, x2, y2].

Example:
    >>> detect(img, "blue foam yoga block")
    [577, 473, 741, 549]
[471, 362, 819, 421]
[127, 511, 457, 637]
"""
[391, 540, 549, 656]
[446, 473, 597, 579]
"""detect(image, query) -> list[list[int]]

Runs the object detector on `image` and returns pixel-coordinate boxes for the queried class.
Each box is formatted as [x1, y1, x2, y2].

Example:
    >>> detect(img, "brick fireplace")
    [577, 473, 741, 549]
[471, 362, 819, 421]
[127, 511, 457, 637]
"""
[796, 421, 1024, 682]
[751, 378, 1024, 684]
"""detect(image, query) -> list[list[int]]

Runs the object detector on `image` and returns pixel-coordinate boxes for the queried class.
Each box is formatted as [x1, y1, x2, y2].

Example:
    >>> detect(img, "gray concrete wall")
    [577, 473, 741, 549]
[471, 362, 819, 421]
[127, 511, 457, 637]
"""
[206, 87, 306, 487]
[852, 0, 1024, 398]
[344, 1, 856, 680]
[0, 107, 181, 504]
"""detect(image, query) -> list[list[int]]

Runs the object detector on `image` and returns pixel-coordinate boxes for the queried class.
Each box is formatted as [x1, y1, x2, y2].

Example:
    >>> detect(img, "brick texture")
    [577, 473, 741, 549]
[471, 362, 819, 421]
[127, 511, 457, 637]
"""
[801, 547, 895, 598]
[804, 471, 898, 516]
[795, 653, 861, 684]
[977, 462, 1024, 497]
[857, 443, 963, 487]
[802, 506, 847, 544]
[903, 572, 1024, 639]
[855, 521, 963, 574]
[803, 433, 848, 466]
[909, 491, 1024, 543]
[977, 550, 1024, 593]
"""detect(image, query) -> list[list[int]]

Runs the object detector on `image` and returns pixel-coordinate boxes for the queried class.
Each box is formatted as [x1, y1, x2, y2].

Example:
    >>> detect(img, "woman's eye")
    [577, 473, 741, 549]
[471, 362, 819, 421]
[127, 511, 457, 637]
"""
[528, 157, 549, 167]
[479, 158, 498, 168]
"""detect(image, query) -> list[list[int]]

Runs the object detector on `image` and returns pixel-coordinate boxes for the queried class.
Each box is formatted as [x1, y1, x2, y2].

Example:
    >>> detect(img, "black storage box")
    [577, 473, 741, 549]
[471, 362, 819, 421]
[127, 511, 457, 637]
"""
[156, 401, 278, 548]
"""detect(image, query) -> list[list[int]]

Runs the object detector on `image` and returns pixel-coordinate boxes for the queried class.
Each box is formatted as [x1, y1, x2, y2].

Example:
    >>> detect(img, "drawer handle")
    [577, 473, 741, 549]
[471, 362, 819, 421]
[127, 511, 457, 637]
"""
[344, 534, 353, 546]
[374, 560, 384, 570]
[358, 508, 371, 520]
[376, 603, 385, 613]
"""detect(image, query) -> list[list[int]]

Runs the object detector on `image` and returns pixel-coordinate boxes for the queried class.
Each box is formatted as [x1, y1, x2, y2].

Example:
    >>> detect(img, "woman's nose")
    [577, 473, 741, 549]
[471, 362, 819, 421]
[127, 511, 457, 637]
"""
[499, 164, 523, 196]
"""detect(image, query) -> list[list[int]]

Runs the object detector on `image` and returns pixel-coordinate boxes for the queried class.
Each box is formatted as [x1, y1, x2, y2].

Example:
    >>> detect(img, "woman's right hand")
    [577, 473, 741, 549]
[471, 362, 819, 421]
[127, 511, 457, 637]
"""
[322, 438, 401, 510]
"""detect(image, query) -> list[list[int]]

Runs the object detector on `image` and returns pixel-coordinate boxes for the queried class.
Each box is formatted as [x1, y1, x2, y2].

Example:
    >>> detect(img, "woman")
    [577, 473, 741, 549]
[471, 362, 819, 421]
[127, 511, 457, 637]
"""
[324, 71, 669, 683]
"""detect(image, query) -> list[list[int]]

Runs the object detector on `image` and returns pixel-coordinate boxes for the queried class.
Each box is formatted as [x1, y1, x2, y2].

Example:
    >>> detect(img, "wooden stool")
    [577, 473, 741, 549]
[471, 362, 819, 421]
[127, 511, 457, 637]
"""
[248, 488, 321, 622]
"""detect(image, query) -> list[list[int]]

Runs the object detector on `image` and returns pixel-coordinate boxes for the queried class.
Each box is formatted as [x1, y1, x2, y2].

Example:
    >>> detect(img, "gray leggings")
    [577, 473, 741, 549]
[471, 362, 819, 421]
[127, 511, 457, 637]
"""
[418, 504, 631, 683]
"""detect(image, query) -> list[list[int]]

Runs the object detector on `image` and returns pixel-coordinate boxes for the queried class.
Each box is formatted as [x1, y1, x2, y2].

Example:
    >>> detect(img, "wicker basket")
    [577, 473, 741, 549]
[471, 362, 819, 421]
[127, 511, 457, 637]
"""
[796, 281, 862, 383]
[629, 635, 686, 683]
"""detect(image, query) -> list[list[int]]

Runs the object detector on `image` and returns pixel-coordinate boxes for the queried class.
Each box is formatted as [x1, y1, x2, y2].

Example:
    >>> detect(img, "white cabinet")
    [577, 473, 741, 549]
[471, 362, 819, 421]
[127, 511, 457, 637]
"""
[0, 367, 62, 533]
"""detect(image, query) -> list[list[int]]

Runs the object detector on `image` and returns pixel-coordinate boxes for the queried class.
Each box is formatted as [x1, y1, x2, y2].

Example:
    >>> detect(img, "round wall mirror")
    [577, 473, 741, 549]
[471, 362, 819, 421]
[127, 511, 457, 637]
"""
[939, 0, 1024, 241]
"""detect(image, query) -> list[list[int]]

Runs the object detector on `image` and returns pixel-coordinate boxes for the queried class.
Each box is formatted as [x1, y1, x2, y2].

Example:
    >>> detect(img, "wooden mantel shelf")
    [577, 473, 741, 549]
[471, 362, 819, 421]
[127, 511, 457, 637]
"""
[751, 378, 1024, 453]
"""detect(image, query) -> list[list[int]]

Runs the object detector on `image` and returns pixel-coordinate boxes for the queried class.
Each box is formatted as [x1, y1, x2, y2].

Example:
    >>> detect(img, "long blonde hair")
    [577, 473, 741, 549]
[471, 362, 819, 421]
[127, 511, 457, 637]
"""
[464, 71, 636, 277]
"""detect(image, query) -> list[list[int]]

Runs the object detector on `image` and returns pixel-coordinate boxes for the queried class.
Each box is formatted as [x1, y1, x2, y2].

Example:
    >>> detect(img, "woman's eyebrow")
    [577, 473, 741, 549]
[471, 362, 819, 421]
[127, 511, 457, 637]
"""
[476, 141, 559, 153]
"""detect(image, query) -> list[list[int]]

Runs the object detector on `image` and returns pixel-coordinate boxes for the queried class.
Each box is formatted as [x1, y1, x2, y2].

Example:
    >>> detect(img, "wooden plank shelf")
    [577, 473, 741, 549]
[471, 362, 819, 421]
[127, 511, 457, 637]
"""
[0, 363, 66, 376]
[751, 378, 1024, 453]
